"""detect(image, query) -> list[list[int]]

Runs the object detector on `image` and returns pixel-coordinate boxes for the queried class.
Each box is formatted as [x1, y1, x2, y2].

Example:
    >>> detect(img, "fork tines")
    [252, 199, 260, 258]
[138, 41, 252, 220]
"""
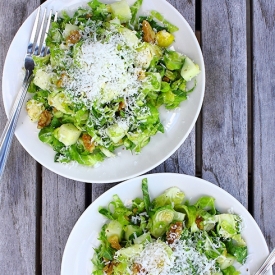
[28, 7, 54, 57]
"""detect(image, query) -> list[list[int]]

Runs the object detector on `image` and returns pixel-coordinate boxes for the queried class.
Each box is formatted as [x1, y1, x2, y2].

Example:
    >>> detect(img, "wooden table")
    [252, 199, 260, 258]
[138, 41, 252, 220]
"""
[0, 0, 274, 274]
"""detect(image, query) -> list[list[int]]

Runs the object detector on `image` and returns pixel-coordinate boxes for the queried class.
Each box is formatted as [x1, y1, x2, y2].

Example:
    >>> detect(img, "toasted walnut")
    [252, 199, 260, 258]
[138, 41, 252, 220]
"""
[82, 133, 95, 153]
[142, 20, 156, 43]
[103, 261, 116, 275]
[166, 222, 183, 244]
[56, 73, 68, 88]
[137, 70, 146, 80]
[66, 30, 81, 44]
[37, 110, 52, 129]
[107, 235, 121, 250]
[56, 79, 62, 88]
[195, 216, 204, 230]
[132, 263, 146, 275]
[118, 101, 126, 111]
[162, 76, 170, 83]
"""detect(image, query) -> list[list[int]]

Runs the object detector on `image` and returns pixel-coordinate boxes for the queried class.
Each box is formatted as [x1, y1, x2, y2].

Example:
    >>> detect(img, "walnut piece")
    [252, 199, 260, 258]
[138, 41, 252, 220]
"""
[142, 20, 156, 43]
[66, 30, 81, 44]
[37, 110, 52, 129]
[166, 221, 183, 244]
[82, 133, 95, 153]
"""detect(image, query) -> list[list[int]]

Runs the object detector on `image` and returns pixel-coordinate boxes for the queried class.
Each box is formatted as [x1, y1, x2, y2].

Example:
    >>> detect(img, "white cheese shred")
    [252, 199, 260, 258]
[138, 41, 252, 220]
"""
[65, 31, 141, 106]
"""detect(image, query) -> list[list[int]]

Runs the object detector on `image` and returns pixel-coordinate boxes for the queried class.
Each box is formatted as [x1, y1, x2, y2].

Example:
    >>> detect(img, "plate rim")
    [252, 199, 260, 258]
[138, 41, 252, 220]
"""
[2, 0, 205, 183]
[61, 173, 270, 275]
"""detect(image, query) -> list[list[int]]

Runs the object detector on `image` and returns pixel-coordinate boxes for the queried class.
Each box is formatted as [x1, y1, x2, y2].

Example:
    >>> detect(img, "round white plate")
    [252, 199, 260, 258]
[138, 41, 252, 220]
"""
[61, 173, 271, 275]
[2, 0, 205, 183]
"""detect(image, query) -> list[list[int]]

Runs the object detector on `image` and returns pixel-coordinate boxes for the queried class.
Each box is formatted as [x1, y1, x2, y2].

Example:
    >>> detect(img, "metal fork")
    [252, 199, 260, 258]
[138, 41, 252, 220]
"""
[0, 7, 53, 180]
[254, 247, 275, 275]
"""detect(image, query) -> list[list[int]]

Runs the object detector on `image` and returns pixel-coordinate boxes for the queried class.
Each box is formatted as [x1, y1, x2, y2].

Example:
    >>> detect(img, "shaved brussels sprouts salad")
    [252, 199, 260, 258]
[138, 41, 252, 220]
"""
[92, 179, 248, 275]
[26, 0, 200, 166]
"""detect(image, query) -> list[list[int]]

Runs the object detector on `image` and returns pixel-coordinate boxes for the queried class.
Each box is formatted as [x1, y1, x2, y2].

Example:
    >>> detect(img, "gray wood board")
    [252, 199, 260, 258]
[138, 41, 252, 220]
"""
[0, 0, 41, 274]
[41, 169, 86, 275]
[201, 0, 248, 207]
[252, 0, 275, 256]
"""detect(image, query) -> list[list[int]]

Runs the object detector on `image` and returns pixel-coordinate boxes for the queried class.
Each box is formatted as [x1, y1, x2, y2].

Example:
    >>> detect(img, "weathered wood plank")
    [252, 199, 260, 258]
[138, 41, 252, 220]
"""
[41, 169, 86, 275]
[92, 183, 118, 201]
[168, 0, 195, 30]
[201, 0, 248, 206]
[252, 0, 275, 258]
[0, 1, 40, 274]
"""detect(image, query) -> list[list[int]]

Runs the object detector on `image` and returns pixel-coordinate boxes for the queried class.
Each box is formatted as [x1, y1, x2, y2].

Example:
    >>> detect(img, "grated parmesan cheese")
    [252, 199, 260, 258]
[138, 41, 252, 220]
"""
[50, 24, 152, 146]
[64, 30, 142, 106]
[113, 237, 220, 275]
[169, 239, 218, 275]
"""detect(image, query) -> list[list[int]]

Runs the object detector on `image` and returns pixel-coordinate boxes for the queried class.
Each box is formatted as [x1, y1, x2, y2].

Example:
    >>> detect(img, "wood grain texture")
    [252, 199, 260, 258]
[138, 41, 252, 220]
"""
[201, 0, 248, 206]
[41, 169, 86, 275]
[0, 0, 40, 274]
[92, 183, 117, 202]
[0, 160, 38, 275]
[252, 0, 275, 255]
[168, 0, 195, 31]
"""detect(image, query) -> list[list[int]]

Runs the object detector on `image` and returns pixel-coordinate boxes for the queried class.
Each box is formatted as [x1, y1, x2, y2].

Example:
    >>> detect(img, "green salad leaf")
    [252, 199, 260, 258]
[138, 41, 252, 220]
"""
[92, 179, 248, 275]
[26, 0, 200, 167]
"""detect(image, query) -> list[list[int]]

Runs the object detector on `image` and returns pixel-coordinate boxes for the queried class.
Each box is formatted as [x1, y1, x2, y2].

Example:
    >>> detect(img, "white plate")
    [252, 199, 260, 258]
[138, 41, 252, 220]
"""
[2, 0, 205, 183]
[61, 173, 271, 275]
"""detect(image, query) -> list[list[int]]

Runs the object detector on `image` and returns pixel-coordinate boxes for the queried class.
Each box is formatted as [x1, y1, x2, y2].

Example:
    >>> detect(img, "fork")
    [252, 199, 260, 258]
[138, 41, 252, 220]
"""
[254, 247, 275, 275]
[0, 7, 53, 180]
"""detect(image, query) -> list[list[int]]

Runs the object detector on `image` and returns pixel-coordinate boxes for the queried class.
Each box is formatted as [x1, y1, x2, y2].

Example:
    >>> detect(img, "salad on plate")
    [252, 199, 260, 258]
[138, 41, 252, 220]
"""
[92, 179, 248, 275]
[26, 0, 200, 167]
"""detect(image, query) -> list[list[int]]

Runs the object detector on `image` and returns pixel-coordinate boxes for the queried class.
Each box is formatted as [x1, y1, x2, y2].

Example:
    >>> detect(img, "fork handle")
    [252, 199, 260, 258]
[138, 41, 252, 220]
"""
[254, 248, 275, 275]
[0, 70, 32, 180]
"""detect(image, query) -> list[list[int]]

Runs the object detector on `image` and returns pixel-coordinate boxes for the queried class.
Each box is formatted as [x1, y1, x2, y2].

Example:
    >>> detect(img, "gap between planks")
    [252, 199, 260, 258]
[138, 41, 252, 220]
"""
[195, 0, 202, 178]
[246, 0, 253, 215]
